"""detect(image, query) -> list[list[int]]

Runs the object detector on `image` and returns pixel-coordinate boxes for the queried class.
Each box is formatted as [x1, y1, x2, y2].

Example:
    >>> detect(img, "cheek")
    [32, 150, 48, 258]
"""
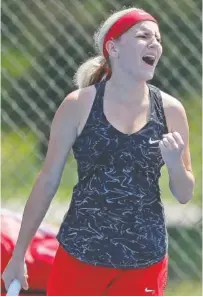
[126, 41, 143, 58]
[119, 45, 137, 61]
[158, 45, 163, 58]
[118, 40, 143, 65]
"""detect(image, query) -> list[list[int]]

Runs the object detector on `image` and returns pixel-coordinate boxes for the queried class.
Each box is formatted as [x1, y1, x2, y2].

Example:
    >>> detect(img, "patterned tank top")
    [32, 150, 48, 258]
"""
[57, 79, 168, 268]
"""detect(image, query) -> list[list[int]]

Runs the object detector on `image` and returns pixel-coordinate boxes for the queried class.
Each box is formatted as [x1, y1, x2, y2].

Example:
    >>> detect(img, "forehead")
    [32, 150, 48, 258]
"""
[130, 21, 160, 34]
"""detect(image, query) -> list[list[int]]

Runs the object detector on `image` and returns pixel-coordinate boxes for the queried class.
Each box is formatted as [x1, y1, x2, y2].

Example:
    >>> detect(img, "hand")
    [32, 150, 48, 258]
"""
[159, 132, 185, 168]
[2, 257, 29, 292]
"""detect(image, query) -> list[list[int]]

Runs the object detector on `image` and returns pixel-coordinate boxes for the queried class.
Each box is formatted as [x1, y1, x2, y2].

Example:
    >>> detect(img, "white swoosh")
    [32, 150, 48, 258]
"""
[145, 288, 155, 292]
[149, 138, 160, 144]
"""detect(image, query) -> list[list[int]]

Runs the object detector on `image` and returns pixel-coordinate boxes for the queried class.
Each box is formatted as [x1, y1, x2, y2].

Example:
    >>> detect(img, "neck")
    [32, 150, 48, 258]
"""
[106, 71, 148, 103]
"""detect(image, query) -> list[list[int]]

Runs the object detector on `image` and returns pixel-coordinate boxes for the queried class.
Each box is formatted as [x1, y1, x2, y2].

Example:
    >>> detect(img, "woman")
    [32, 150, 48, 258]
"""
[2, 7, 195, 296]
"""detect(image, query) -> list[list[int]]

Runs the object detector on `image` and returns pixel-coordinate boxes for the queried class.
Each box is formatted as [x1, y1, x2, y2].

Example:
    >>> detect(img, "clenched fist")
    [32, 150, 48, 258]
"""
[159, 132, 185, 167]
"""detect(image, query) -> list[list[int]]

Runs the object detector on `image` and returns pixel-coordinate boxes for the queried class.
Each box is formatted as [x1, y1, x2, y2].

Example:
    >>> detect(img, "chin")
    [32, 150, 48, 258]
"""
[146, 74, 154, 81]
[140, 71, 155, 82]
[131, 67, 155, 82]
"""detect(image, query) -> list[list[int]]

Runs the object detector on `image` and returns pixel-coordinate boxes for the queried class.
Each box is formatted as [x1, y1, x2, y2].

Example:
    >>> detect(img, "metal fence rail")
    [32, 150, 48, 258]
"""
[2, 0, 202, 295]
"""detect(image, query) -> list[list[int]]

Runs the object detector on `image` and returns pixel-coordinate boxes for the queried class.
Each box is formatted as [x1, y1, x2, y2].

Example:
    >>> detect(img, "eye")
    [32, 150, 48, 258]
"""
[136, 35, 148, 39]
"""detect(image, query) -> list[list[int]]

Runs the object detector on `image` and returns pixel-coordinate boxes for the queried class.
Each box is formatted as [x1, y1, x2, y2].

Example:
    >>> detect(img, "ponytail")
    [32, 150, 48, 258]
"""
[73, 56, 111, 89]
[74, 7, 146, 89]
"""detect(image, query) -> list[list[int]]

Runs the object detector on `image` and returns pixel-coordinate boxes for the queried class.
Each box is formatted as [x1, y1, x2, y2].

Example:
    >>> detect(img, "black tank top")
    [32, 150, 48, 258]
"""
[57, 79, 168, 268]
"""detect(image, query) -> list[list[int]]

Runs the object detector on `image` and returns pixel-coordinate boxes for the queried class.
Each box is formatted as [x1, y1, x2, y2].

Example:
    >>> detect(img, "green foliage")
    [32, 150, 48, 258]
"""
[2, 0, 201, 129]
[2, 50, 32, 77]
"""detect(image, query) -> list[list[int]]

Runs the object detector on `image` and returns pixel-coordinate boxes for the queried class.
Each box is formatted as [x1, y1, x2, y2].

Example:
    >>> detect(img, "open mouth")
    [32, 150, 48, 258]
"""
[142, 55, 156, 66]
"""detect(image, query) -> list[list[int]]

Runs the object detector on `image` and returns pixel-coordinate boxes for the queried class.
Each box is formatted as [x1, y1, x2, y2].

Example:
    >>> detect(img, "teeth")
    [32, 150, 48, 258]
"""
[143, 55, 155, 60]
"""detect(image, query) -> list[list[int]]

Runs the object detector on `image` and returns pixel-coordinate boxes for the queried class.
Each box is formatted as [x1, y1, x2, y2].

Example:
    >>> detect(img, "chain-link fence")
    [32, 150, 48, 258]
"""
[2, 0, 202, 295]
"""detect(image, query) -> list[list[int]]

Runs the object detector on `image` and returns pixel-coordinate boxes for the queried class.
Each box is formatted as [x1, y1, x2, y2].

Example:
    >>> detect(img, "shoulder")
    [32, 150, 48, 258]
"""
[57, 85, 96, 117]
[160, 90, 188, 132]
[160, 91, 185, 113]
[54, 84, 97, 135]
[63, 84, 96, 107]
[149, 84, 184, 113]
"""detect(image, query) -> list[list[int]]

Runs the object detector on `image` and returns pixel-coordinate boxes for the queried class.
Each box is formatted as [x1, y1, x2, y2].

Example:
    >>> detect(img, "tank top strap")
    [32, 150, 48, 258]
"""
[148, 84, 168, 134]
[92, 79, 106, 111]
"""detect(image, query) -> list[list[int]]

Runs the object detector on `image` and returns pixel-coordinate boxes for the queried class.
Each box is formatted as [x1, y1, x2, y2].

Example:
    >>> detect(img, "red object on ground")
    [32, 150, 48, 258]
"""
[1, 209, 59, 295]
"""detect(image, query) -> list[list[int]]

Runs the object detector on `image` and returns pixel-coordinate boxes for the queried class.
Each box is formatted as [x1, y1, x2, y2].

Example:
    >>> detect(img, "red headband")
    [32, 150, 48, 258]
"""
[103, 9, 157, 58]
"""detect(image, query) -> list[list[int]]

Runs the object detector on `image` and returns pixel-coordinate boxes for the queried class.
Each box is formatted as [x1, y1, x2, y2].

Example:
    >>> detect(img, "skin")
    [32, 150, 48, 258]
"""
[104, 20, 194, 203]
[106, 21, 162, 83]
[2, 20, 195, 291]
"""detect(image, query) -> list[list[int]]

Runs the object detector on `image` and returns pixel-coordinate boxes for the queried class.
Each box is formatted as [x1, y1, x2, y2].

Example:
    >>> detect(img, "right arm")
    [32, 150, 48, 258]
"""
[2, 90, 81, 290]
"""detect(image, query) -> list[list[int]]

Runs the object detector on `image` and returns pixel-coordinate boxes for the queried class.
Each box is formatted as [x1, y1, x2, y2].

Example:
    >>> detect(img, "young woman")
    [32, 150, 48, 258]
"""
[2, 7, 195, 296]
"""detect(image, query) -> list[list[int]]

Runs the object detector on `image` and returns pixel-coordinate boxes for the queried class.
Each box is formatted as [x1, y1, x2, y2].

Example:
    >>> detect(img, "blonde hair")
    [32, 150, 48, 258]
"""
[73, 7, 138, 88]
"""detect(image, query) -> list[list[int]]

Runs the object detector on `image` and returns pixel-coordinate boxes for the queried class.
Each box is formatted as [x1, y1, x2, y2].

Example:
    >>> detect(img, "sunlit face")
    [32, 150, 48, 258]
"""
[107, 21, 162, 81]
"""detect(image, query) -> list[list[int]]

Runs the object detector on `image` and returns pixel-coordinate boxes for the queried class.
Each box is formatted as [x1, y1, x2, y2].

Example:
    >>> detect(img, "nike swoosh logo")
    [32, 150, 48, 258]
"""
[145, 288, 155, 292]
[149, 138, 160, 144]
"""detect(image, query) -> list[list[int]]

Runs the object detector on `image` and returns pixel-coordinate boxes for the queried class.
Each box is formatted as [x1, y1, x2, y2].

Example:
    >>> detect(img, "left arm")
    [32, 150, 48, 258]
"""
[160, 91, 195, 204]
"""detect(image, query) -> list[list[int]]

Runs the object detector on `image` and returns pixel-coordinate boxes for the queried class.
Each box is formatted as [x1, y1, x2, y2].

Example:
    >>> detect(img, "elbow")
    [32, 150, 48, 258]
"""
[171, 191, 192, 204]
[174, 187, 194, 204]
[169, 173, 195, 204]
[177, 196, 192, 204]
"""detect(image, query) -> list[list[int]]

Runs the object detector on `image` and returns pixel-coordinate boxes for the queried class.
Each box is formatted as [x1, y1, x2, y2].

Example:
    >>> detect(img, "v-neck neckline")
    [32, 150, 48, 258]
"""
[100, 79, 154, 137]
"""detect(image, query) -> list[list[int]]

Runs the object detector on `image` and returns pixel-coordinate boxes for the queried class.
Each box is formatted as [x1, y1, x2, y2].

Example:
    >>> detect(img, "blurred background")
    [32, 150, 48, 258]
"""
[1, 0, 202, 295]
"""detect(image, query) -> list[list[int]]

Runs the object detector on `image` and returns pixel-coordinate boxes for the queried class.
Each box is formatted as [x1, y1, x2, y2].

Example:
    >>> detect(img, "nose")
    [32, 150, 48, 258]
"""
[148, 36, 160, 48]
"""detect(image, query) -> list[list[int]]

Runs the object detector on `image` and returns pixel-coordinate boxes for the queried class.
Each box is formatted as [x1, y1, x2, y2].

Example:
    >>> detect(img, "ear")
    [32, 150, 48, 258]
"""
[105, 40, 119, 58]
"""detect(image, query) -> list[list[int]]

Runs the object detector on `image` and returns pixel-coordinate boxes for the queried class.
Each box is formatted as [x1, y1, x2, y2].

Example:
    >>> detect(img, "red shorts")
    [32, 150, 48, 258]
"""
[47, 246, 168, 296]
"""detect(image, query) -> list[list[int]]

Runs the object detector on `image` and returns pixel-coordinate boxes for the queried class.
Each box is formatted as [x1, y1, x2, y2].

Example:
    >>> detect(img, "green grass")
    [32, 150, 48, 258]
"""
[165, 280, 202, 296]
